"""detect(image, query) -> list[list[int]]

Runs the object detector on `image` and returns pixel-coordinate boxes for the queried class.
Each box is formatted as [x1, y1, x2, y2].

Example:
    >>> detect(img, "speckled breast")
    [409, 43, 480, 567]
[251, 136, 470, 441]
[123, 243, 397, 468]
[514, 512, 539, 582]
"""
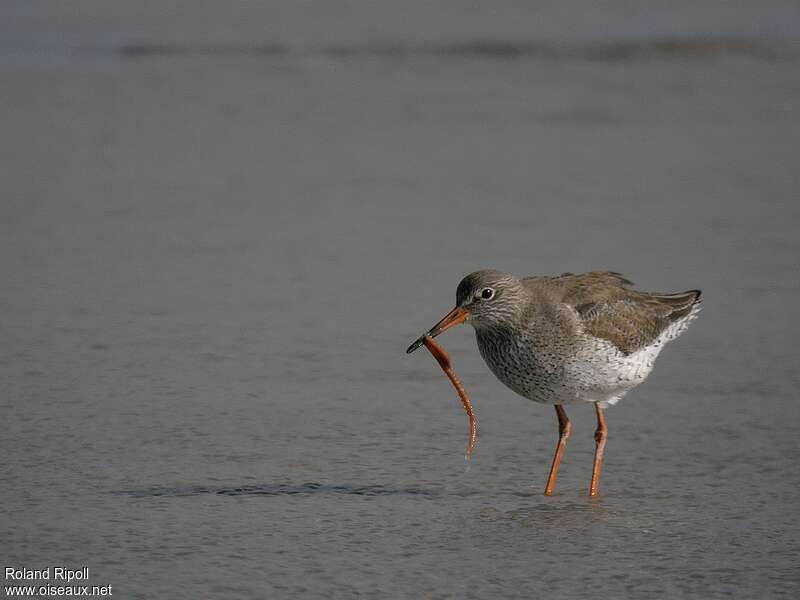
[474, 327, 565, 404]
[474, 325, 651, 406]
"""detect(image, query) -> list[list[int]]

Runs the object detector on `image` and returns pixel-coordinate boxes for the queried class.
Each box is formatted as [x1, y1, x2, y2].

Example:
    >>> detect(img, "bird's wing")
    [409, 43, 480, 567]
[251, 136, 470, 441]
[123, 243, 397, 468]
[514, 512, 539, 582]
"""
[552, 272, 700, 355]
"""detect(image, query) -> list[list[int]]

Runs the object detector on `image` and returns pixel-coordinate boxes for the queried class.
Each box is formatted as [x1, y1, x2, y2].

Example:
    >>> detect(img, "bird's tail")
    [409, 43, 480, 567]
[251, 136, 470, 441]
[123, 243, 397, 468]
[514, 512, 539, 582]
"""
[655, 290, 702, 321]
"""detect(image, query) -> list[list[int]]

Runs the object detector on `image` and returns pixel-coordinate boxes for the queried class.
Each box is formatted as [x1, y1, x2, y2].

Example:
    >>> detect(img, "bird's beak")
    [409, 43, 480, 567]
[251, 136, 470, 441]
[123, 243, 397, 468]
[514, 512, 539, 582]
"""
[406, 306, 469, 354]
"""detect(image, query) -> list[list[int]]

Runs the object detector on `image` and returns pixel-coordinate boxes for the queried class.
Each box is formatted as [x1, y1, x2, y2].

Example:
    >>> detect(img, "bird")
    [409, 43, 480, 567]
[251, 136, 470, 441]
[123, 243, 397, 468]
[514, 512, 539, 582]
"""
[406, 269, 701, 497]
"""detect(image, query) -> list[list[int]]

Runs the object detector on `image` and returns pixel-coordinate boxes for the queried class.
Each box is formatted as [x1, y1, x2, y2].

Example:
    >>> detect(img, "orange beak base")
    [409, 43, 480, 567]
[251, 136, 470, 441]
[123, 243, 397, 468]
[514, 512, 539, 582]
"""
[406, 306, 469, 354]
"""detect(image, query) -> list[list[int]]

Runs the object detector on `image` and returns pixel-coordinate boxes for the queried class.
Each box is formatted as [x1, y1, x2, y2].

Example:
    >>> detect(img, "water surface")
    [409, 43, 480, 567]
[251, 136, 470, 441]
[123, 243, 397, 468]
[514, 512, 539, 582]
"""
[2, 2, 799, 598]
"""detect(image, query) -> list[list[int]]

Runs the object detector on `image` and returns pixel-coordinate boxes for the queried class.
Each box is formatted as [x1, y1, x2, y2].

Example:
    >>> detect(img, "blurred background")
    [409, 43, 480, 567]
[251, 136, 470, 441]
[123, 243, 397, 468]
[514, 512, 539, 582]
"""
[2, 2, 799, 599]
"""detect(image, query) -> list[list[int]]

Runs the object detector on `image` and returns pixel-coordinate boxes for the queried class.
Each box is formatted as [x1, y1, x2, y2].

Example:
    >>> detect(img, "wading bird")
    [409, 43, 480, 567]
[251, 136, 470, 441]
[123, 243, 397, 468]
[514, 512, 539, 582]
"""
[407, 270, 701, 496]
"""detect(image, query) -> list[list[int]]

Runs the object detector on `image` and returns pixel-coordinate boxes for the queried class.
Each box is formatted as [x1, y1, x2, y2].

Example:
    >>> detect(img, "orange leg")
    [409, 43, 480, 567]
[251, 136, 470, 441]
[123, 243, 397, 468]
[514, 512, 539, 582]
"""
[543, 405, 571, 495]
[589, 403, 608, 497]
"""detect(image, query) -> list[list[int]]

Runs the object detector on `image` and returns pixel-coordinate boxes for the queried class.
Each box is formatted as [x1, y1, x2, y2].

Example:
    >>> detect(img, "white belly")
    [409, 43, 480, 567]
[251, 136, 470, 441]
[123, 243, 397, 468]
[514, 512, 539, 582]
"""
[559, 337, 662, 407]
[561, 306, 700, 407]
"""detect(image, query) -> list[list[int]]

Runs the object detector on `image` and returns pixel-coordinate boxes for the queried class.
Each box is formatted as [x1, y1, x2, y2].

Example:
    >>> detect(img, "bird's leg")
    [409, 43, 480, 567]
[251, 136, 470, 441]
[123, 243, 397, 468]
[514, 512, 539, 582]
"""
[589, 403, 608, 497]
[543, 404, 571, 495]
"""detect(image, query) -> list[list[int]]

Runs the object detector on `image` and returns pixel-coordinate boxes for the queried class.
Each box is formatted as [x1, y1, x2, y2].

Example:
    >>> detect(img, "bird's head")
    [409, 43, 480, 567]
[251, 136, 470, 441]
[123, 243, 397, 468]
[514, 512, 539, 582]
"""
[406, 269, 525, 353]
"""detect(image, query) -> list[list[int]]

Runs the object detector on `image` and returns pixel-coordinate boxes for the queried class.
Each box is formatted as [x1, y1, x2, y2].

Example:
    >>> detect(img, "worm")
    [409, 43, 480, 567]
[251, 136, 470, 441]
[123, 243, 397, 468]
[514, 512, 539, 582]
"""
[422, 335, 478, 459]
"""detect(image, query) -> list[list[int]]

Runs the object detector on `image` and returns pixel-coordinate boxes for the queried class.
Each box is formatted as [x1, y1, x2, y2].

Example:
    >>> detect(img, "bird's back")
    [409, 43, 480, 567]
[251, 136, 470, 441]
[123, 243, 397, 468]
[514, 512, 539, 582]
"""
[525, 271, 701, 355]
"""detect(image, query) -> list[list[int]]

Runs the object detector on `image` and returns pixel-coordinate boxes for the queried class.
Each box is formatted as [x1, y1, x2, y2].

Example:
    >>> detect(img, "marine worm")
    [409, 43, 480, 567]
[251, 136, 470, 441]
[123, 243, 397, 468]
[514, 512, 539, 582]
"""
[422, 335, 477, 459]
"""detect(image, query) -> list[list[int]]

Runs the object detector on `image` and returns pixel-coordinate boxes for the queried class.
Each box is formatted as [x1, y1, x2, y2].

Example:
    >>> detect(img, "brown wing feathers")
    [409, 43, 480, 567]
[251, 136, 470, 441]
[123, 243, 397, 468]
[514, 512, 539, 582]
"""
[651, 290, 702, 320]
[556, 273, 701, 355]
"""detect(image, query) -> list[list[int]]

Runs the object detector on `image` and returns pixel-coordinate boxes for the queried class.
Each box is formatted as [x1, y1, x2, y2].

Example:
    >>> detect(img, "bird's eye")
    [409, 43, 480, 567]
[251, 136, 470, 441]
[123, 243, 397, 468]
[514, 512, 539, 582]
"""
[480, 288, 495, 300]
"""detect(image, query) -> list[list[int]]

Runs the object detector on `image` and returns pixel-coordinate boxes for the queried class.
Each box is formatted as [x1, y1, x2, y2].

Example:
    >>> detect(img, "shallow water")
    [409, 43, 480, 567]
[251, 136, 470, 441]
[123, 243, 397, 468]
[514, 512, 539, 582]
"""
[2, 3, 800, 598]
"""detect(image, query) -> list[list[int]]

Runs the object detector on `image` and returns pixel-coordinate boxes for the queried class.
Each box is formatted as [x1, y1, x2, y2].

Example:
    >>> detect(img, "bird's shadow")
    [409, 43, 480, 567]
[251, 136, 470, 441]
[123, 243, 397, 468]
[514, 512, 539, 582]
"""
[115, 482, 446, 498]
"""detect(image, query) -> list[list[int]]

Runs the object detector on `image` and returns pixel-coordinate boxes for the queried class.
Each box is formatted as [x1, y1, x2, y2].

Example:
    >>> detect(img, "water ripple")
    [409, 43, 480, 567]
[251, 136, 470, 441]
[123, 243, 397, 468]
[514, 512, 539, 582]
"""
[117, 482, 446, 498]
[4, 37, 794, 63]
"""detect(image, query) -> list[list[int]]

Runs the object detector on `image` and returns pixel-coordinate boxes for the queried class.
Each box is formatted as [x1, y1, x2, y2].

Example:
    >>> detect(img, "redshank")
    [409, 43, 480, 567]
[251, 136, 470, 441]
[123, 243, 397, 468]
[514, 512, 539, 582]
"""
[406, 270, 701, 497]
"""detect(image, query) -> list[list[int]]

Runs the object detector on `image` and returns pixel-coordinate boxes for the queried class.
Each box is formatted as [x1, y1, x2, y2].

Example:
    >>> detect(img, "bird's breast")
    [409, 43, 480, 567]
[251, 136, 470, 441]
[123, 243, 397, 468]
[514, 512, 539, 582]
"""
[474, 328, 564, 403]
